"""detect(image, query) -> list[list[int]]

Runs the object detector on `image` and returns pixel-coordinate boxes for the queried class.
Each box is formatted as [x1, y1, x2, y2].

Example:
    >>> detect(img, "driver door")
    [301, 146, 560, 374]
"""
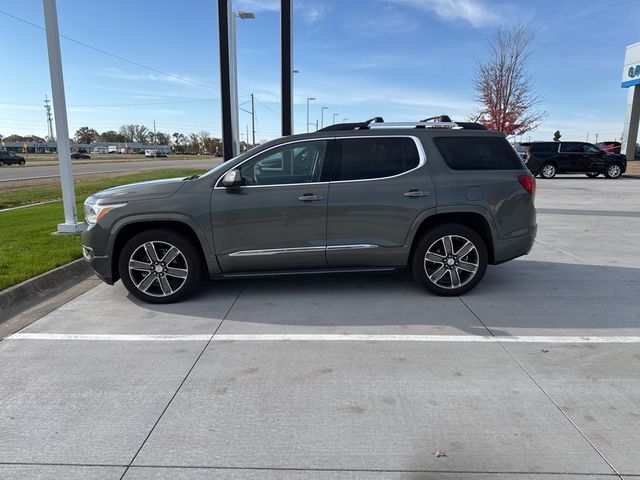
[211, 139, 332, 272]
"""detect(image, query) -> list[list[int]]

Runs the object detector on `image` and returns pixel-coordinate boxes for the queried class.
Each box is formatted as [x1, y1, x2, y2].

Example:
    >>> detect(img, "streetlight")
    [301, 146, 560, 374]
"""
[320, 106, 328, 129]
[306, 97, 315, 133]
[333, 113, 340, 124]
[229, 10, 255, 156]
[342, 118, 349, 123]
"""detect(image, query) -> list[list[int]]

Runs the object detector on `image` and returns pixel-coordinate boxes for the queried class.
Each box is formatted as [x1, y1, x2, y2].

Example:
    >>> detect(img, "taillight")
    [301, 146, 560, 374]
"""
[518, 174, 536, 195]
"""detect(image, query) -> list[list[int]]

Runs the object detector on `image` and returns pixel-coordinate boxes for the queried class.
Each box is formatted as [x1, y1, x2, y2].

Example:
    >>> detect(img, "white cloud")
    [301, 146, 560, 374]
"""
[235, 0, 279, 13]
[388, 0, 500, 28]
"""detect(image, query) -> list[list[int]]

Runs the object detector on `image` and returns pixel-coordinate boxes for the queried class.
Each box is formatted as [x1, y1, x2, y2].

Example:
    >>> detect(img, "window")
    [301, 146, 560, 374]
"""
[333, 137, 420, 181]
[584, 144, 601, 154]
[530, 143, 558, 153]
[434, 136, 524, 170]
[239, 140, 328, 186]
[559, 142, 583, 153]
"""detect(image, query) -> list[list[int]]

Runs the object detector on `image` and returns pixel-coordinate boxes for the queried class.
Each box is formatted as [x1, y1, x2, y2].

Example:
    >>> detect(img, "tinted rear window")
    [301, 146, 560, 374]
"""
[434, 136, 523, 170]
[529, 143, 558, 153]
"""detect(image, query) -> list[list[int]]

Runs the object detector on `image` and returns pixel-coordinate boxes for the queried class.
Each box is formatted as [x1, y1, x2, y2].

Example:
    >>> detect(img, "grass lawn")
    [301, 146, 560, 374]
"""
[0, 168, 205, 291]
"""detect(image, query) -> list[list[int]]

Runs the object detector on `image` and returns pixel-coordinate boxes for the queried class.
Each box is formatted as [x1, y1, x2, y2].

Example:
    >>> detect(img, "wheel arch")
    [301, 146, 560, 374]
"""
[407, 210, 495, 265]
[110, 218, 217, 282]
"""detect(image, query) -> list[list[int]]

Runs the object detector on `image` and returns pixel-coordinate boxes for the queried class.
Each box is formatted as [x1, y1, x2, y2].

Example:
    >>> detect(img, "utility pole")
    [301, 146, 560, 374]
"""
[306, 97, 315, 133]
[246, 124, 249, 149]
[44, 95, 54, 141]
[251, 93, 255, 147]
[43, 0, 82, 233]
[153, 119, 157, 145]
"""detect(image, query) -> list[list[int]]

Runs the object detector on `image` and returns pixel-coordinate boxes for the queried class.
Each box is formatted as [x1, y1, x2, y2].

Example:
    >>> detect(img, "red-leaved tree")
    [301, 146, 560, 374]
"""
[473, 24, 546, 136]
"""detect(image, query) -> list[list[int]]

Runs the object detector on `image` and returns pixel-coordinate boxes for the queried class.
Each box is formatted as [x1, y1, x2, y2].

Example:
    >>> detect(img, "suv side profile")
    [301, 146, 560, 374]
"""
[0, 151, 26, 166]
[82, 117, 537, 303]
[523, 141, 627, 179]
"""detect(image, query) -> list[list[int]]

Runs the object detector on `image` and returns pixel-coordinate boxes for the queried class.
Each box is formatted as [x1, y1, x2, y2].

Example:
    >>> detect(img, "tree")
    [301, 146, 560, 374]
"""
[118, 124, 149, 143]
[155, 132, 170, 145]
[3, 134, 46, 143]
[189, 133, 201, 153]
[74, 126, 99, 144]
[473, 24, 546, 136]
[553, 130, 561, 142]
[99, 130, 126, 143]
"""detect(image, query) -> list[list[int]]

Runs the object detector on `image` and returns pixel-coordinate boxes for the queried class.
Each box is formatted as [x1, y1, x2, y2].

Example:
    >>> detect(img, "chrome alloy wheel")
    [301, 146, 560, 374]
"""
[541, 164, 556, 178]
[424, 235, 479, 289]
[607, 164, 621, 178]
[128, 241, 189, 297]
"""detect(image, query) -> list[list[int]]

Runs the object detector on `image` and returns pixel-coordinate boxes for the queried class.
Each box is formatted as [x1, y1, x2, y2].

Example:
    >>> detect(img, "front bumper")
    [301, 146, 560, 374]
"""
[81, 223, 115, 284]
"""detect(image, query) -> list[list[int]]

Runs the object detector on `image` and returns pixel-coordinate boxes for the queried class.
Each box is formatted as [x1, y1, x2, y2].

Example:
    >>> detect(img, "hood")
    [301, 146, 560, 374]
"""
[90, 177, 187, 202]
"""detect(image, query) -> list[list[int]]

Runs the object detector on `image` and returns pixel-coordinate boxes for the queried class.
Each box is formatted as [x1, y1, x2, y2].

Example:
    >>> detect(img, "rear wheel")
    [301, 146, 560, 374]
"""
[19, 160, 25, 166]
[118, 229, 202, 304]
[585, 172, 599, 178]
[0, 160, 4, 166]
[605, 163, 622, 179]
[539, 163, 557, 179]
[412, 224, 488, 296]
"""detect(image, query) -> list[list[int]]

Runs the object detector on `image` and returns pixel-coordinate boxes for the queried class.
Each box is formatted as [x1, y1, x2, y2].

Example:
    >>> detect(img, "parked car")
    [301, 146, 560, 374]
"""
[71, 152, 91, 159]
[144, 149, 168, 158]
[0, 151, 26, 166]
[82, 117, 537, 303]
[596, 141, 621, 154]
[522, 141, 627, 179]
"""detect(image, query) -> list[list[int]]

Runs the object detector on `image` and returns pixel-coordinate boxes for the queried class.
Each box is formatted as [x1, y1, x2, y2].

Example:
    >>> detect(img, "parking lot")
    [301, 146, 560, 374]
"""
[1, 175, 640, 479]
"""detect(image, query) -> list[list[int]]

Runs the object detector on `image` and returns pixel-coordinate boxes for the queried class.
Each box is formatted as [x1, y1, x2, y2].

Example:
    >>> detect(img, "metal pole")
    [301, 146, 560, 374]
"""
[333, 113, 340, 124]
[217, 0, 234, 160]
[229, 8, 240, 157]
[281, 0, 293, 136]
[320, 106, 328, 129]
[306, 98, 309, 133]
[43, 0, 82, 234]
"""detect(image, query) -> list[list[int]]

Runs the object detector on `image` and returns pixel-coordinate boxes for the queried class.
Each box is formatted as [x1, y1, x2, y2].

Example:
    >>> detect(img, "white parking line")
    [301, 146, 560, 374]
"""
[6, 333, 640, 343]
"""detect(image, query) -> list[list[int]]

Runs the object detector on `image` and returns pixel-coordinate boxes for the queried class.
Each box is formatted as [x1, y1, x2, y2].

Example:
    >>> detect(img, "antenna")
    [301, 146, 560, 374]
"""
[44, 95, 55, 141]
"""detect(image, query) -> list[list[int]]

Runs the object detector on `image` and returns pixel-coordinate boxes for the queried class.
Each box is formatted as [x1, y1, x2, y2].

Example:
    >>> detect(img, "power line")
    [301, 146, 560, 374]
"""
[0, 9, 218, 91]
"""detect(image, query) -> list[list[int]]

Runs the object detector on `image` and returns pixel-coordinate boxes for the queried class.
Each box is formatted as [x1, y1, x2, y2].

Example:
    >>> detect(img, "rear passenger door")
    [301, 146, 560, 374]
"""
[558, 142, 583, 172]
[325, 136, 435, 267]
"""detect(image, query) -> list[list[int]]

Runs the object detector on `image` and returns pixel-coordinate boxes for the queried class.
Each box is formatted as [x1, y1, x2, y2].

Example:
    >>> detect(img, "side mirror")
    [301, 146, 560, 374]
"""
[221, 169, 243, 187]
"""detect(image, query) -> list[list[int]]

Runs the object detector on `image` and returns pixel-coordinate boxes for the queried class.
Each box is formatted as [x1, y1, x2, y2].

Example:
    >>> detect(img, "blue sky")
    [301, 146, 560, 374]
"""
[0, 0, 638, 143]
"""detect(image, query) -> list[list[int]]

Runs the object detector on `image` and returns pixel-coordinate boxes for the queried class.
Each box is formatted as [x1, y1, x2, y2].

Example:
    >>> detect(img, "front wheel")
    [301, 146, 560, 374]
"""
[19, 160, 25, 166]
[118, 229, 202, 304]
[412, 224, 488, 296]
[605, 163, 622, 179]
[585, 172, 599, 178]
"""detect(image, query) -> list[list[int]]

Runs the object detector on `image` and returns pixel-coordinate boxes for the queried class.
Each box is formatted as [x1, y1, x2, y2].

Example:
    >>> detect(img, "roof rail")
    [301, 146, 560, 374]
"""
[318, 117, 383, 132]
[318, 115, 486, 132]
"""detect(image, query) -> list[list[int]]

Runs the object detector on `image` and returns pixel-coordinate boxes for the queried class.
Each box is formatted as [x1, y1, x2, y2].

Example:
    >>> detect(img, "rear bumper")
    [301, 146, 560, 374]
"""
[492, 225, 537, 265]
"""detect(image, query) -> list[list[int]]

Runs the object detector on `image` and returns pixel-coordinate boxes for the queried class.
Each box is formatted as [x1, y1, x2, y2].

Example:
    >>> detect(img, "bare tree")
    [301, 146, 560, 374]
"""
[473, 24, 546, 136]
[118, 124, 149, 143]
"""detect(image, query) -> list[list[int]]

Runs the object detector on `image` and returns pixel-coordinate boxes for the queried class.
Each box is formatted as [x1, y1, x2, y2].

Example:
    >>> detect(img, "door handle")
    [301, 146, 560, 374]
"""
[404, 190, 430, 198]
[298, 194, 324, 201]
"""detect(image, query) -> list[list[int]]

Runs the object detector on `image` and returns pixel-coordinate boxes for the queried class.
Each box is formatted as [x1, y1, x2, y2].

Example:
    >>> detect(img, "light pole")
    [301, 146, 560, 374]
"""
[333, 113, 340, 124]
[43, 0, 82, 233]
[306, 97, 315, 133]
[230, 10, 255, 157]
[342, 118, 349, 123]
[320, 106, 328, 129]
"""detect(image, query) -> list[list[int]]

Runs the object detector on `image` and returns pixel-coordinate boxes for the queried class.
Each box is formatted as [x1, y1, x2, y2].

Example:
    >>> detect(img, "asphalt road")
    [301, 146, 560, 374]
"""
[0, 159, 219, 182]
[1, 177, 640, 479]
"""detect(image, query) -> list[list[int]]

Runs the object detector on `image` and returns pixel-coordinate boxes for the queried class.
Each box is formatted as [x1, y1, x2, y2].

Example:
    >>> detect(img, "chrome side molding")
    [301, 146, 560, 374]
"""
[228, 244, 379, 257]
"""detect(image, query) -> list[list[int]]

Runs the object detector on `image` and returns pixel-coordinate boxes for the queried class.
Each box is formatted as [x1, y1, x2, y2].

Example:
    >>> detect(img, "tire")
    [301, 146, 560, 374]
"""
[0, 160, 4, 166]
[605, 163, 622, 179]
[539, 163, 557, 179]
[118, 229, 202, 304]
[411, 224, 488, 296]
[585, 173, 599, 178]
[19, 160, 25, 166]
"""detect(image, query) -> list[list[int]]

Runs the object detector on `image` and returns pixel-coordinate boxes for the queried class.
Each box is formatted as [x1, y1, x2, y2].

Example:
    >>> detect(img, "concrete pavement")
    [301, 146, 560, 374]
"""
[1, 176, 639, 479]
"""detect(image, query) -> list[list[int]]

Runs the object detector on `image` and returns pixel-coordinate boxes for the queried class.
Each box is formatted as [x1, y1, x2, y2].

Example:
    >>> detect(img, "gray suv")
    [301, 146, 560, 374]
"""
[82, 117, 537, 303]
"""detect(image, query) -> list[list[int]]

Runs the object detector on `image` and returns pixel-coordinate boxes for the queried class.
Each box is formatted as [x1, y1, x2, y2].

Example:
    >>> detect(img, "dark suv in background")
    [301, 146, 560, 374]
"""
[82, 117, 537, 303]
[0, 151, 26, 166]
[522, 141, 626, 179]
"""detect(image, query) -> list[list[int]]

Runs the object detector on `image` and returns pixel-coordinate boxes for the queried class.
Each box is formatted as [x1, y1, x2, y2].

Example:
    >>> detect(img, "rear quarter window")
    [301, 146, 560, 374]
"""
[434, 136, 524, 170]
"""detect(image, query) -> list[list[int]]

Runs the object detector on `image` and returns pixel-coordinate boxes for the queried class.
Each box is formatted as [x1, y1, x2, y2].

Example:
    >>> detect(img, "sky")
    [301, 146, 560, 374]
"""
[0, 0, 639, 143]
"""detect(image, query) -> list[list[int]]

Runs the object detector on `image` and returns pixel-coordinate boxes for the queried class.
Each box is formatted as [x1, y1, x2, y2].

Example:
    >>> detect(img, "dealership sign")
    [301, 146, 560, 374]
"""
[622, 42, 640, 88]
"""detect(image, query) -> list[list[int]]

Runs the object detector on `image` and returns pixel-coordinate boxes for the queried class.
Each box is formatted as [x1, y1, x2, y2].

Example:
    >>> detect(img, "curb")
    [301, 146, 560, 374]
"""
[0, 259, 93, 315]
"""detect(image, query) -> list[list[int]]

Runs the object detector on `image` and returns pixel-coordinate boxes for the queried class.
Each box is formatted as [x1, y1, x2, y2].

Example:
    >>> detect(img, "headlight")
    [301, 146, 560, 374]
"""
[83, 200, 126, 225]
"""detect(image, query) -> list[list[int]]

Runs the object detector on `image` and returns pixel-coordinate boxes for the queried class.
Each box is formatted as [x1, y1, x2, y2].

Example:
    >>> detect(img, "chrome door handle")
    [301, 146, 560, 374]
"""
[298, 194, 324, 201]
[404, 190, 430, 197]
